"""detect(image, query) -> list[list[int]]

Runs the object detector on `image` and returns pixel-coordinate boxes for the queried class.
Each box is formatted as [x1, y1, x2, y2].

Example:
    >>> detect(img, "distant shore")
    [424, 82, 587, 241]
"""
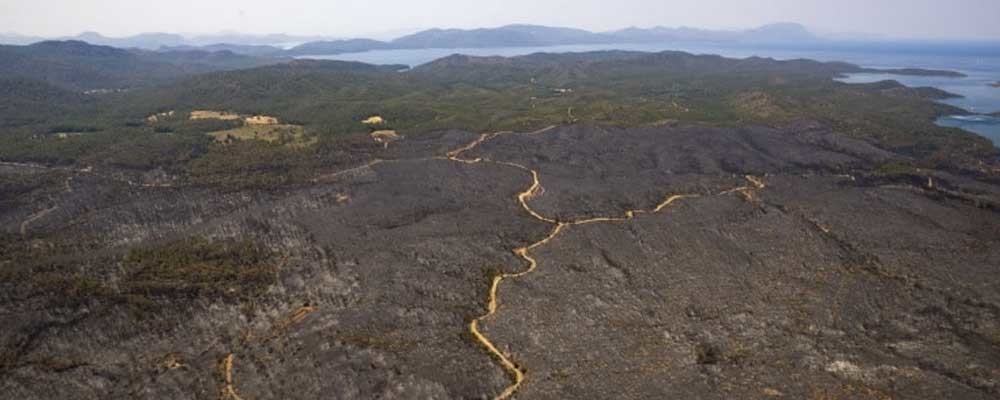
[859, 67, 966, 78]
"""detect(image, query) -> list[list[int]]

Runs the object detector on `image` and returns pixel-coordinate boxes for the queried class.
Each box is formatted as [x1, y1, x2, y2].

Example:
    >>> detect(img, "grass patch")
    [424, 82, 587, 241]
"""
[0, 234, 278, 313]
[123, 238, 277, 301]
[876, 161, 921, 176]
[208, 124, 309, 145]
[190, 110, 241, 120]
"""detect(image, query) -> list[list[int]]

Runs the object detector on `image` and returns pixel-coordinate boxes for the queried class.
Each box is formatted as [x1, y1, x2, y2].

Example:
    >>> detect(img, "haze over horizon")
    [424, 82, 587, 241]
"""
[2, 0, 999, 41]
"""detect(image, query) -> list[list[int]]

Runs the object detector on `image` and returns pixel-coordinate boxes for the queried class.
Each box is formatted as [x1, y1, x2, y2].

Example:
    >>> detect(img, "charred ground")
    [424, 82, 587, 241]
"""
[1, 49, 1000, 399]
[2, 122, 1000, 399]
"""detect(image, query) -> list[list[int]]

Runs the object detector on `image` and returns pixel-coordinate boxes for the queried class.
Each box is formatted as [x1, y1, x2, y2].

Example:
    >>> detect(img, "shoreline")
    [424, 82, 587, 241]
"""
[838, 70, 1000, 147]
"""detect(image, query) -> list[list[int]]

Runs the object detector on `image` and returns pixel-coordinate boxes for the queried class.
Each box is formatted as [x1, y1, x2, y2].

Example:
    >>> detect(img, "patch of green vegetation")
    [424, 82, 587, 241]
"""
[186, 140, 316, 189]
[0, 128, 212, 169]
[208, 124, 308, 145]
[124, 238, 277, 300]
[152, 116, 244, 135]
[30, 271, 111, 302]
[0, 235, 277, 312]
[875, 161, 921, 177]
[0, 234, 116, 310]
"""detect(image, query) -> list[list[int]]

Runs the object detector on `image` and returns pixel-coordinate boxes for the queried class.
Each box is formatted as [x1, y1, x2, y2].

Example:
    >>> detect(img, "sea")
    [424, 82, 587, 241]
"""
[299, 42, 1000, 146]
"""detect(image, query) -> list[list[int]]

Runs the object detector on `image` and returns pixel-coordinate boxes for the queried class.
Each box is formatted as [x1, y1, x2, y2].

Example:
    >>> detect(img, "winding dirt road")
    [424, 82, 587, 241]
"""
[218, 128, 768, 400]
[444, 129, 767, 399]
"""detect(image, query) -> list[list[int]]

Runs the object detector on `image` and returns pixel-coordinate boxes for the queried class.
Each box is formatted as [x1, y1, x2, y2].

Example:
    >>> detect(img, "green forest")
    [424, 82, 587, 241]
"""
[2, 49, 997, 190]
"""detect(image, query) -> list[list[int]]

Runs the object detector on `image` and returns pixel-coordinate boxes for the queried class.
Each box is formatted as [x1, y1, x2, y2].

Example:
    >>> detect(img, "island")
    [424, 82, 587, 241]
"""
[858, 67, 967, 77]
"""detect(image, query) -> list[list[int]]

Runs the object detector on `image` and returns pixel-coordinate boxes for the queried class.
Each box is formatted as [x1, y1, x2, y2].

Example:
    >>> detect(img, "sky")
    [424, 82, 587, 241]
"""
[2, 0, 999, 40]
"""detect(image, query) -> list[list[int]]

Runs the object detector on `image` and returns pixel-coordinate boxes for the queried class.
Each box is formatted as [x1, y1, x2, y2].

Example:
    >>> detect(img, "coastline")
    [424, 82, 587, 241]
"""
[838, 66, 1000, 146]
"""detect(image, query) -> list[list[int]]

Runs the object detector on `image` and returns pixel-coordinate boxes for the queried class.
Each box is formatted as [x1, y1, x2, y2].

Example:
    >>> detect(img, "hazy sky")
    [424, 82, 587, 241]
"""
[2, 0, 999, 39]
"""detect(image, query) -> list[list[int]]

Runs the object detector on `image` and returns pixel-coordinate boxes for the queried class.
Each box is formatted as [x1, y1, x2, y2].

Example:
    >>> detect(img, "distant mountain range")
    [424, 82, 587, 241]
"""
[0, 31, 332, 49]
[4, 23, 999, 61]
[1, 23, 820, 55]
[284, 23, 820, 56]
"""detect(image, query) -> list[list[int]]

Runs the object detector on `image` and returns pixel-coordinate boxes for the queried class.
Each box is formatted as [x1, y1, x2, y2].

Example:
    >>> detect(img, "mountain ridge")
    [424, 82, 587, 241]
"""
[287, 22, 819, 55]
[3, 23, 819, 55]
[0, 40, 287, 91]
[8, 23, 1000, 59]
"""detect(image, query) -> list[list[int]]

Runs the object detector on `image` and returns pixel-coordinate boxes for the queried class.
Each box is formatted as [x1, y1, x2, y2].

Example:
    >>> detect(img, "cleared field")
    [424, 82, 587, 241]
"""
[54, 132, 88, 139]
[208, 124, 307, 144]
[190, 110, 241, 120]
[245, 115, 279, 125]
[370, 129, 401, 148]
[362, 115, 386, 125]
[146, 110, 175, 123]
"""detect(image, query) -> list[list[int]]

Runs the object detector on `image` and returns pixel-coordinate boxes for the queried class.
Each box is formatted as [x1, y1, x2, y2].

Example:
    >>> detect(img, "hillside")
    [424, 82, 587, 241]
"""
[3, 124, 1000, 399]
[2, 38, 1000, 400]
[0, 46, 993, 252]
[0, 50, 993, 180]
[0, 41, 287, 91]
[0, 78, 94, 126]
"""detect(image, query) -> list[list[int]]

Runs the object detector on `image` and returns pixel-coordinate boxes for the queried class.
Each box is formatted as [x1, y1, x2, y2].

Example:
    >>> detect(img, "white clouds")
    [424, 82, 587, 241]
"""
[2, 0, 997, 39]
